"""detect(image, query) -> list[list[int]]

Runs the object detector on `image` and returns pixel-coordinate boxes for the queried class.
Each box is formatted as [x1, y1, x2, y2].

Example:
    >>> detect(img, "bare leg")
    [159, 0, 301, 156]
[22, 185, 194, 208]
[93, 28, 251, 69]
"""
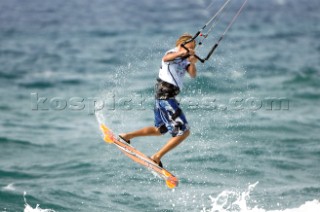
[120, 126, 161, 141]
[151, 130, 190, 164]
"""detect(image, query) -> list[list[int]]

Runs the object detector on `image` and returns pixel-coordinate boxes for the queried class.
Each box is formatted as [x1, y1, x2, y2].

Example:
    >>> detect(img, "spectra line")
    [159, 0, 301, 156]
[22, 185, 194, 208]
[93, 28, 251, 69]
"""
[182, 0, 249, 63]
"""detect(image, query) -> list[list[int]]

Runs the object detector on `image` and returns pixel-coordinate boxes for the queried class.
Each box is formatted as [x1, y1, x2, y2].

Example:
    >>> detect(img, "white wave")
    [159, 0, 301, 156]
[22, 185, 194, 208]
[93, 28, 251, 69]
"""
[23, 192, 55, 212]
[24, 204, 56, 212]
[275, 200, 320, 212]
[2, 183, 16, 191]
[202, 182, 320, 212]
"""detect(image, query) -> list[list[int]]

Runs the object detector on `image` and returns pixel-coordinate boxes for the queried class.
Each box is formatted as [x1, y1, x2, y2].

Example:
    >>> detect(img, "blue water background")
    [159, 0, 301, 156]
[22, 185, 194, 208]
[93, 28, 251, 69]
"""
[0, 0, 319, 211]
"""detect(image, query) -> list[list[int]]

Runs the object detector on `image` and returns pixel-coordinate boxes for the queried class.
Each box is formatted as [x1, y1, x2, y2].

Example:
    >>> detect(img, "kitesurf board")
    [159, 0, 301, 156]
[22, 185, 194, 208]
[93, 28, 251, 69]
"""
[99, 123, 179, 189]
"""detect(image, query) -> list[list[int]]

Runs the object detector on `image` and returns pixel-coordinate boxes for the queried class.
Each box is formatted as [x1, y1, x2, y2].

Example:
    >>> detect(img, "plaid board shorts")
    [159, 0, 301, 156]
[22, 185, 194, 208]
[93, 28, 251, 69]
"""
[154, 98, 190, 137]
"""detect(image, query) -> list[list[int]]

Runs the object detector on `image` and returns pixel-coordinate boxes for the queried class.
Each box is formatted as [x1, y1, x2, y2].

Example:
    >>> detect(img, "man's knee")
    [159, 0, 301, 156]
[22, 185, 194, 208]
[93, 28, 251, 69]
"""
[175, 129, 190, 138]
[183, 129, 190, 137]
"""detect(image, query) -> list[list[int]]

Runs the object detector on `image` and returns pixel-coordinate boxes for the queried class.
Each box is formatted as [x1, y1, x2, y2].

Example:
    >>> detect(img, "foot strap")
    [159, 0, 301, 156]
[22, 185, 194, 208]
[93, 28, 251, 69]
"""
[118, 135, 130, 144]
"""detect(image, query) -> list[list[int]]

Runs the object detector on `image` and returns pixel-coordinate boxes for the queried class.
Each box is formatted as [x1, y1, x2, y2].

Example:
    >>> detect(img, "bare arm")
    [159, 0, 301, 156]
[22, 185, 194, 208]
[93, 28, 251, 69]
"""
[187, 56, 197, 78]
[162, 45, 197, 77]
[162, 48, 189, 62]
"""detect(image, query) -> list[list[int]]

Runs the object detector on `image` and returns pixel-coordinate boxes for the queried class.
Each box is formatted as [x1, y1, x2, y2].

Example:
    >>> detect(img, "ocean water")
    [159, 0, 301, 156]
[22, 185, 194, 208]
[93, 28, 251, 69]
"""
[1, 0, 320, 211]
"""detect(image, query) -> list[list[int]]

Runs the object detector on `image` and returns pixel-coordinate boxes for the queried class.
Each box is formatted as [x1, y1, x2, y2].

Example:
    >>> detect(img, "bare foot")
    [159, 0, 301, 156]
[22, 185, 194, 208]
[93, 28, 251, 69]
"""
[150, 154, 163, 167]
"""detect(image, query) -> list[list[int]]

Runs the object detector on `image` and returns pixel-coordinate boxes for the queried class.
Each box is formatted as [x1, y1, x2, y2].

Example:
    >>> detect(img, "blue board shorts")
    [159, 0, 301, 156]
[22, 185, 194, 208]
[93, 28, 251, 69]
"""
[154, 99, 190, 137]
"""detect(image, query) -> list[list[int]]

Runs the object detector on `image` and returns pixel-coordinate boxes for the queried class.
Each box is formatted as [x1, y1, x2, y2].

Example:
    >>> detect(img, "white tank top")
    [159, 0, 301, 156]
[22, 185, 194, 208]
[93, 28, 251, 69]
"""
[158, 47, 190, 90]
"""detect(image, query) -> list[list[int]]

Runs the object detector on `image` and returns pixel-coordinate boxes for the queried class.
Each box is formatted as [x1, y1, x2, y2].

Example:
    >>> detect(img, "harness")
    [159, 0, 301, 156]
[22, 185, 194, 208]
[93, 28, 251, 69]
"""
[155, 78, 180, 100]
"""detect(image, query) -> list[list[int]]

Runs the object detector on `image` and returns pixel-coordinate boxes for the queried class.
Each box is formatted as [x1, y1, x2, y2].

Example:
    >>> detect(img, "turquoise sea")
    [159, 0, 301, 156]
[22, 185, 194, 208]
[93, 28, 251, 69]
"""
[1, 0, 319, 211]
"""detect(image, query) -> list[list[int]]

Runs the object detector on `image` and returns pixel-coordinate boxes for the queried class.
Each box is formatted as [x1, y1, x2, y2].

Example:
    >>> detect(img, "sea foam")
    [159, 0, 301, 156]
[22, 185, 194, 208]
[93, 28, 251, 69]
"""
[202, 182, 320, 212]
[23, 192, 55, 212]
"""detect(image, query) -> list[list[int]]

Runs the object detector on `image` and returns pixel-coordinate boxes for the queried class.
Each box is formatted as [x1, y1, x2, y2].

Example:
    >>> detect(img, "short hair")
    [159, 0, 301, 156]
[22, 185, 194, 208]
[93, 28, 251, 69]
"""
[175, 33, 196, 47]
